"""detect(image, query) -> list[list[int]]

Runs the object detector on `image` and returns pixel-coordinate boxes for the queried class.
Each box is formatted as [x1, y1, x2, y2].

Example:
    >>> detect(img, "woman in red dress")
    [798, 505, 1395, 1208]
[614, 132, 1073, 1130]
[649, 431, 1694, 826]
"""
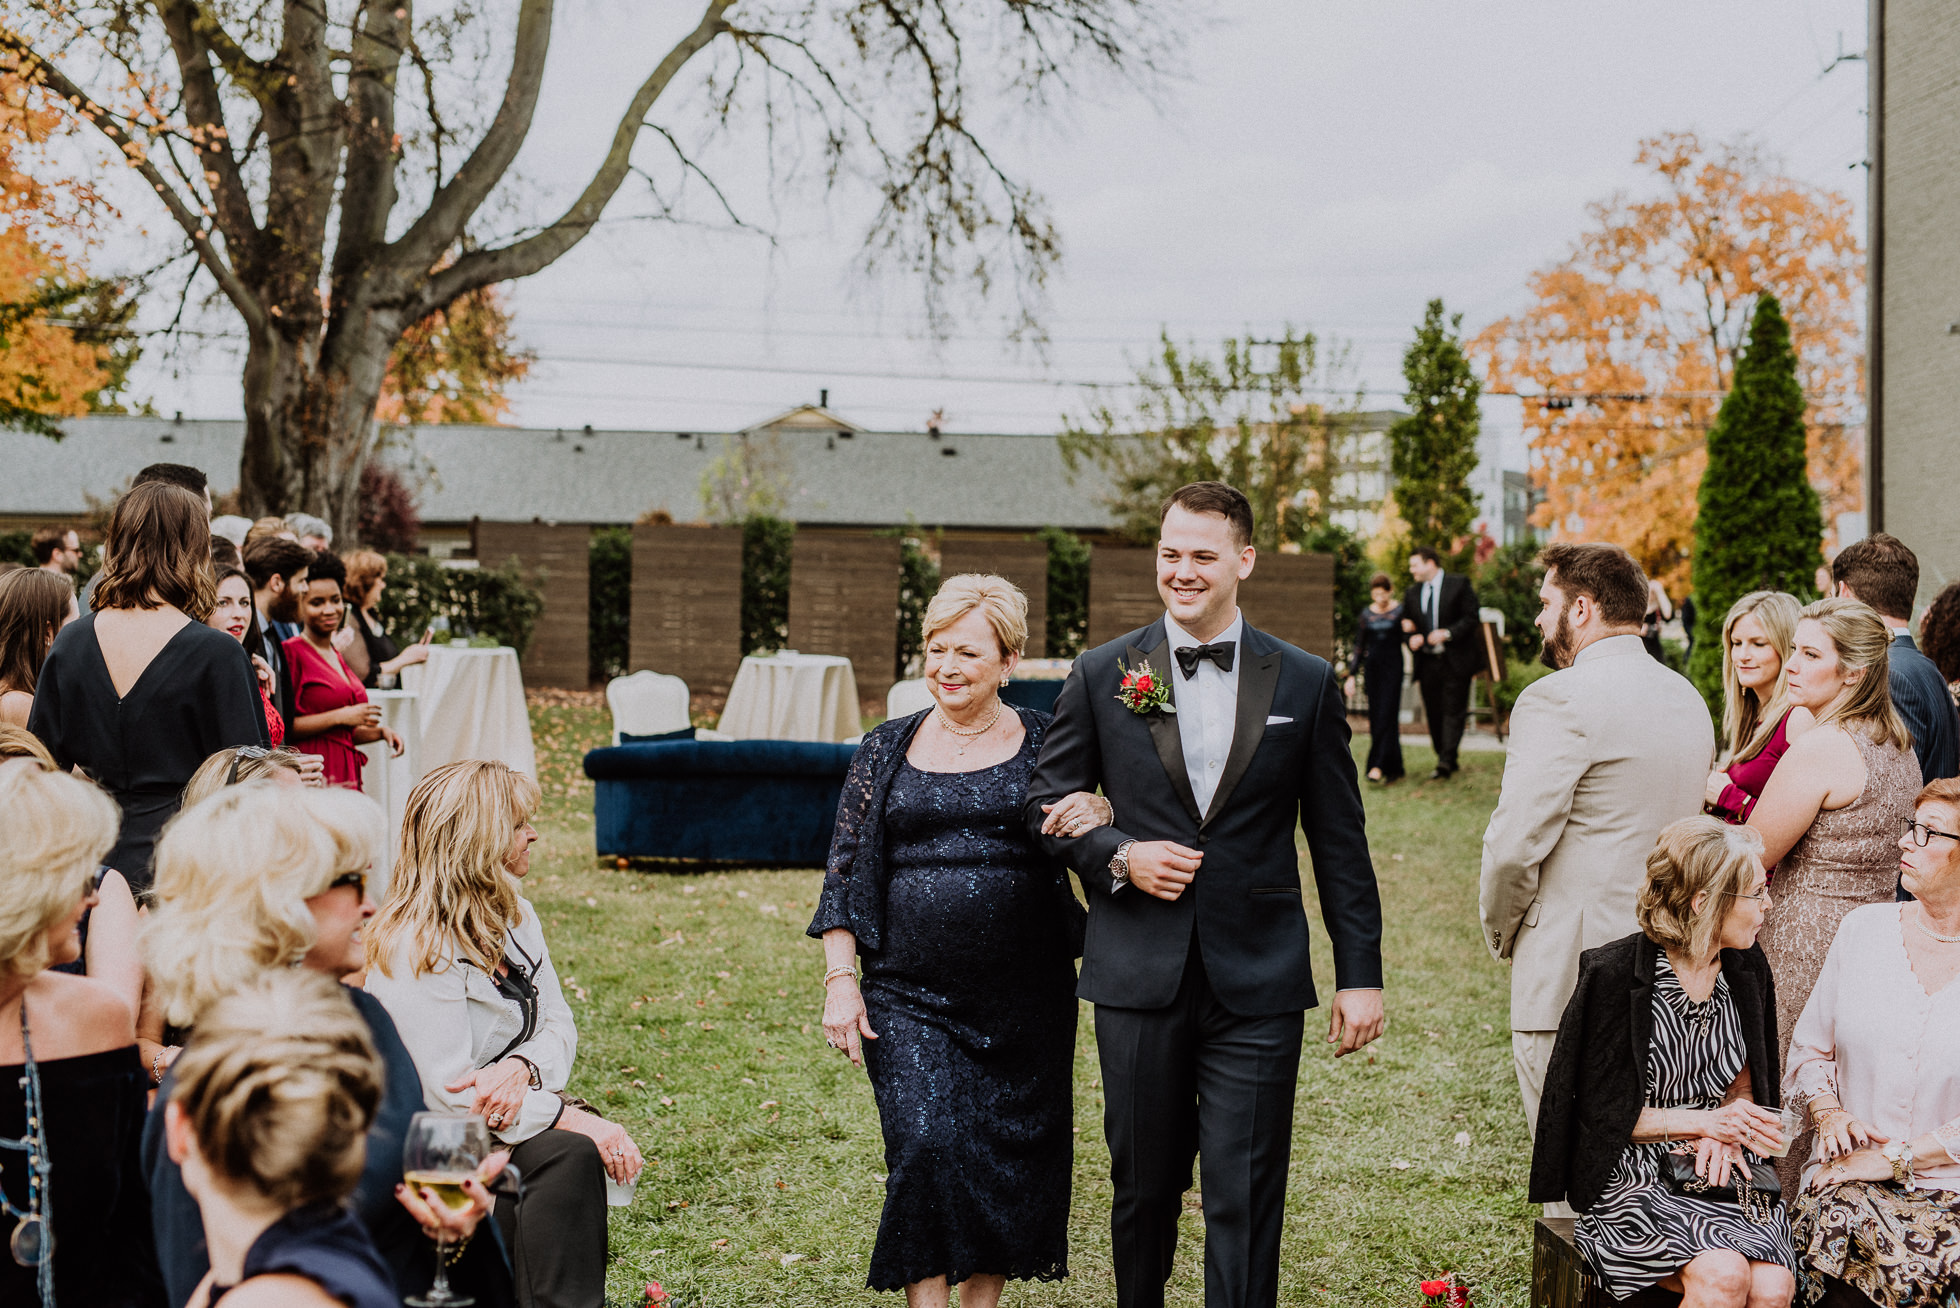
[284, 553, 401, 789]
[1706, 591, 1813, 843]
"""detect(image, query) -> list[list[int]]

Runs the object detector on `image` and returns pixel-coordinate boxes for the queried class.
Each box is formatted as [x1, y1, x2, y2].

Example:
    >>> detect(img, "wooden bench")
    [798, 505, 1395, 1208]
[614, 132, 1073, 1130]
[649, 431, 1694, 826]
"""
[1534, 1219, 1681, 1308]
[1535, 1217, 1875, 1307]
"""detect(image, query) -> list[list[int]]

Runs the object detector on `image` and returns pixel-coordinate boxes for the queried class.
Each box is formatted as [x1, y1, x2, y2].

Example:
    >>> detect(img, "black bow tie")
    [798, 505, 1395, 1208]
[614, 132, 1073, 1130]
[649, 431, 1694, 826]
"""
[1175, 641, 1236, 679]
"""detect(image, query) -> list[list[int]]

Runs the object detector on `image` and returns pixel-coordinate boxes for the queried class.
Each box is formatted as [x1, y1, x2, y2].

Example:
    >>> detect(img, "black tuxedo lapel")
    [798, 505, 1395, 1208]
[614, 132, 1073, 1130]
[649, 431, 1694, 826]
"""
[1126, 629, 1202, 824]
[1204, 628, 1280, 827]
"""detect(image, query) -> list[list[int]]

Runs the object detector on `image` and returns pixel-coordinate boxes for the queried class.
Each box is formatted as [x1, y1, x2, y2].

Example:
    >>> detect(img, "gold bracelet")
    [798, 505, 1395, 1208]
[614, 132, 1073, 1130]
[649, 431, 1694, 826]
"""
[822, 965, 856, 985]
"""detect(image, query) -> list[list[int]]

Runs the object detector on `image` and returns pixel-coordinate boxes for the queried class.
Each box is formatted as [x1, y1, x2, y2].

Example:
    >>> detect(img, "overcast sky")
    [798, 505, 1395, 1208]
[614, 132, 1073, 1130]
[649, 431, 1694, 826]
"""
[138, 0, 1871, 468]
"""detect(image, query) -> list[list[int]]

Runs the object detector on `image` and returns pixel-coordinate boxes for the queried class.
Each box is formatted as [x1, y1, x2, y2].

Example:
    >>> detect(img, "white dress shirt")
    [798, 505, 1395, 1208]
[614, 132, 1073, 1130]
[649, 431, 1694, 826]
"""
[1166, 610, 1243, 817]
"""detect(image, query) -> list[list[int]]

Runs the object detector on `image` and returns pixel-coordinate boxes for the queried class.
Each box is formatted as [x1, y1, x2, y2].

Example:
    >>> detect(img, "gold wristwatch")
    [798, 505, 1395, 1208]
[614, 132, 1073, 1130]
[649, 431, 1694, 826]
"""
[1883, 1139, 1914, 1186]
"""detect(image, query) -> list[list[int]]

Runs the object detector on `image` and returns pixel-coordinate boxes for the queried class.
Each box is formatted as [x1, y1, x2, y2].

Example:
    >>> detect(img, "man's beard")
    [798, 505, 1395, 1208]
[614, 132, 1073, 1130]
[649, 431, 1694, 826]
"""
[269, 586, 303, 623]
[1539, 601, 1577, 670]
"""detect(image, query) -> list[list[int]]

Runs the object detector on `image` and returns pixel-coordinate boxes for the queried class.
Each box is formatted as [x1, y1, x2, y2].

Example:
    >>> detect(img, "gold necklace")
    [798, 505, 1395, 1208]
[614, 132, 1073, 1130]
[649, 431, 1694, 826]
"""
[934, 700, 1002, 756]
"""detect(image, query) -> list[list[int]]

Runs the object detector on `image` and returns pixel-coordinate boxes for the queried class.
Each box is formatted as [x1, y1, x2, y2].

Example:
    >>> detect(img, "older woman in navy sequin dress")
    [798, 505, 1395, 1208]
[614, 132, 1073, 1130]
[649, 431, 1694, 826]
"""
[808, 575, 1106, 1307]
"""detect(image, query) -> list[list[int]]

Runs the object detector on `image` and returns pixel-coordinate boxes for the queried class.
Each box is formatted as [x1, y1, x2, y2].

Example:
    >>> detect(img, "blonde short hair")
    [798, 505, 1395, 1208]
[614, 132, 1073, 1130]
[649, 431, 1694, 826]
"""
[0, 723, 56, 769]
[366, 760, 542, 978]
[181, 746, 308, 809]
[1636, 816, 1763, 960]
[0, 760, 119, 977]
[921, 573, 1028, 658]
[146, 784, 385, 1027]
[168, 969, 380, 1209]
[1799, 597, 1912, 752]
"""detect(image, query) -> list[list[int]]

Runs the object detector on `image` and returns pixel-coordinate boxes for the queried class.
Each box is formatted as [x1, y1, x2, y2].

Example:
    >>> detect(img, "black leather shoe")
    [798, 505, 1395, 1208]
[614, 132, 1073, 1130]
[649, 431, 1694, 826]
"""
[1430, 767, 1452, 780]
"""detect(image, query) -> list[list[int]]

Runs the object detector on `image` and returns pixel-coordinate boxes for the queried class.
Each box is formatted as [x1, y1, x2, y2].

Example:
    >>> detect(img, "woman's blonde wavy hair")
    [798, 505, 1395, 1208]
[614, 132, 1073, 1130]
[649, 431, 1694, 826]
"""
[180, 746, 309, 810]
[168, 968, 380, 1210]
[922, 574, 1028, 658]
[1636, 816, 1764, 961]
[145, 783, 385, 1027]
[365, 760, 541, 978]
[1799, 597, 1913, 752]
[1719, 591, 1803, 763]
[0, 760, 119, 977]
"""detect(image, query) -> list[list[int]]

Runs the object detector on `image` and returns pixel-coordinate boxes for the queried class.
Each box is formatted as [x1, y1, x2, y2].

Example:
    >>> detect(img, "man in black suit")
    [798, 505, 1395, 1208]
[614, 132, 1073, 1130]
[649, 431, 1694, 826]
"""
[1833, 532, 1959, 787]
[242, 535, 314, 736]
[1024, 482, 1385, 1308]
[1401, 546, 1480, 779]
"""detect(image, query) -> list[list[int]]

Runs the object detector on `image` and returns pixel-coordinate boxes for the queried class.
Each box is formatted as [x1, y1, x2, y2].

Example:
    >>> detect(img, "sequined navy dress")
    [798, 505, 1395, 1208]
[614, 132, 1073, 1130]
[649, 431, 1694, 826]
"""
[809, 708, 1078, 1291]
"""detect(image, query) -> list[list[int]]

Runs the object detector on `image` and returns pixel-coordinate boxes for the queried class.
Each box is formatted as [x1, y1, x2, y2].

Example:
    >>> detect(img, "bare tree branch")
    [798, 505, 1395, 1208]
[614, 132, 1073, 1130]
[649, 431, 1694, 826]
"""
[409, 0, 735, 314]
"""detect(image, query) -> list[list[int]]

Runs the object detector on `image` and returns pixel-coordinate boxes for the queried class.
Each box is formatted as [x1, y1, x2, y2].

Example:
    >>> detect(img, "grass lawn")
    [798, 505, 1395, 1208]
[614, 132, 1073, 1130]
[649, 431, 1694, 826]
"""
[522, 701, 1535, 1306]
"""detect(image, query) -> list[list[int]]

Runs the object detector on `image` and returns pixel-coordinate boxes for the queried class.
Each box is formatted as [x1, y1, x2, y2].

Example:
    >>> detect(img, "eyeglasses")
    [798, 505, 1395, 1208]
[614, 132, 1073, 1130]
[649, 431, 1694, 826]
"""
[1724, 889, 1770, 903]
[1903, 817, 1960, 849]
[326, 870, 366, 898]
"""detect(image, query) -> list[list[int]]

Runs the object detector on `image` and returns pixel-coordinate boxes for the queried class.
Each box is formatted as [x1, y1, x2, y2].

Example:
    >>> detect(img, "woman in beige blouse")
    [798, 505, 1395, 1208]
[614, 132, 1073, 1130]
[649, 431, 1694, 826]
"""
[1783, 776, 1960, 1307]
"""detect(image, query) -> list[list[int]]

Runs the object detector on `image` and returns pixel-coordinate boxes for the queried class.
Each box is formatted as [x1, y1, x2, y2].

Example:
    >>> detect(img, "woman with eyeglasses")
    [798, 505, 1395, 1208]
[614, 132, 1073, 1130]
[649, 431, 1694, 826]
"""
[140, 782, 515, 1308]
[366, 760, 637, 1308]
[1531, 817, 1795, 1308]
[1745, 599, 1923, 1194]
[1782, 776, 1960, 1306]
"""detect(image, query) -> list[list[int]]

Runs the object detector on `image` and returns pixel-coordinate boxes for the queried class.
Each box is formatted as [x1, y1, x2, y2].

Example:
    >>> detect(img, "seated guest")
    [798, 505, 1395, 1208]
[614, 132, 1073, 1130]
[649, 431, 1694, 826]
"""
[1783, 776, 1960, 1307]
[142, 783, 512, 1307]
[0, 760, 164, 1307]
[181, 744, 316, 808]
[163, 969, 396, 1308]
[1532, 816, 1796, 1307]
[339, 549, 431, 688]
[0, 567, 75, 728]
[1707, 592, 1812, 827]
[367, 759, 641, 1308]
[30, 483, 266, 892]
[284, 553, 401, 790]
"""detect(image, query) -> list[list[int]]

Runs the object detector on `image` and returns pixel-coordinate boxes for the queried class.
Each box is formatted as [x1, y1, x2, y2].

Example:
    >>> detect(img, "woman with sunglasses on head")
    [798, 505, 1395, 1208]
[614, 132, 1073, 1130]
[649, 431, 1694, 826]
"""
[141, 783, 515, 1308]
[366, 760, 638, 1308]
[1782, 777, 1960, 1306]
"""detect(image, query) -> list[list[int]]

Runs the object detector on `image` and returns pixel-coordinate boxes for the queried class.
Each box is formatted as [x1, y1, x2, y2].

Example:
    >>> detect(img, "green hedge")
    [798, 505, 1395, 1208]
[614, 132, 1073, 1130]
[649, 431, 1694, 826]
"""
[589, 526, 631, 682]
[741, 516, 793, 655]
[1040, 526, 1091, 658]
[376, 554, 545, 657]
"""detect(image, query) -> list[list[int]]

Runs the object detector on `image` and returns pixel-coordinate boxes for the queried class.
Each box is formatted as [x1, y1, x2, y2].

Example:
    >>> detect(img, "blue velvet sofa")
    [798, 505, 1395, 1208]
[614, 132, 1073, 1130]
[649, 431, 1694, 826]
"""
[583, 738, 859, 865]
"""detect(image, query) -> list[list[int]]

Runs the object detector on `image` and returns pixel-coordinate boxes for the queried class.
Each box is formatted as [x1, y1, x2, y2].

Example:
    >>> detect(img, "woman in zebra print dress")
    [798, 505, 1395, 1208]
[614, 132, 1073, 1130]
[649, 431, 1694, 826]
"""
[1532, 818, 1799, 1306]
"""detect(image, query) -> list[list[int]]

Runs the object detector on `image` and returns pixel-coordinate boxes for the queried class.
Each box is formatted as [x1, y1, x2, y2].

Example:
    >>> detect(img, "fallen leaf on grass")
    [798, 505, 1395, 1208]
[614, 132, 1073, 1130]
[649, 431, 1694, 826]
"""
[1390, 1160, 1412, 1170]
[585, 896, 598, 907]
[711, 1238, 728, 1248]
[781, 1253, 805, 1267]
[1454, 1131, 1472, 1147]
[660, 1097, 675, 1107]
[760, 1100, 778, 1109]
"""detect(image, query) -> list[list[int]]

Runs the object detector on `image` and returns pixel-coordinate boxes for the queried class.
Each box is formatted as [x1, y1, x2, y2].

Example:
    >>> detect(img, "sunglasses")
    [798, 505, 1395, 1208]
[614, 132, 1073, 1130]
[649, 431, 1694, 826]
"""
[324, 869, 367, 898]
[226, 744, 300, 785]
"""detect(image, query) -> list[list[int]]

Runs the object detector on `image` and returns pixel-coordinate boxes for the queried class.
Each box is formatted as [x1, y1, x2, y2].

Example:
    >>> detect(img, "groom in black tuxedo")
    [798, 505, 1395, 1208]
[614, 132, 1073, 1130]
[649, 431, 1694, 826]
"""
[1024, 481, 1385, 1308]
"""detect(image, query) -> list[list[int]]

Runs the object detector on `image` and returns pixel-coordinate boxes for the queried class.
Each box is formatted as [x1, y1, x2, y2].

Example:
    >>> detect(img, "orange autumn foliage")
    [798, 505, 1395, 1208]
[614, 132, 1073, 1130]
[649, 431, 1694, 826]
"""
[1472, 133, 1863, 593]
[376, 284, 534, 426]
[0, 65, 111, 425]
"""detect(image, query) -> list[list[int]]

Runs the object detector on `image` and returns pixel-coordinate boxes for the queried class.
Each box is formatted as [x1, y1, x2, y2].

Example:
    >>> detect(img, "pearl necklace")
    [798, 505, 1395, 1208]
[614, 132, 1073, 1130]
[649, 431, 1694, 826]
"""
[1913, 905, 1960, 945]
[934, 700, 1002, 756]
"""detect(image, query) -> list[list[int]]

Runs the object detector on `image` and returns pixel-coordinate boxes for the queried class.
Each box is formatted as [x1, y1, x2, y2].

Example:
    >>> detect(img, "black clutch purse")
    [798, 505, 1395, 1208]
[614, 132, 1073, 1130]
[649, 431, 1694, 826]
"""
[1663, 1148, 1782, 1222]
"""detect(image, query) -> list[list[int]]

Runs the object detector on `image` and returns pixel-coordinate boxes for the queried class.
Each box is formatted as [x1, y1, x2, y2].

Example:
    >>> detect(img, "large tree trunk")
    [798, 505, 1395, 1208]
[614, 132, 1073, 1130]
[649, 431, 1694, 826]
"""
[238, 314, 399, 544]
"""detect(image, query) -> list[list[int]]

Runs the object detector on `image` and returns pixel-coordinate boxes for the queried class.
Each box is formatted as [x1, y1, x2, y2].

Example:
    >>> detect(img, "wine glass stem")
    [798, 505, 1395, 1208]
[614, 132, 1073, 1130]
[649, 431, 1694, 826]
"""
[431, 1239, 454, 1297]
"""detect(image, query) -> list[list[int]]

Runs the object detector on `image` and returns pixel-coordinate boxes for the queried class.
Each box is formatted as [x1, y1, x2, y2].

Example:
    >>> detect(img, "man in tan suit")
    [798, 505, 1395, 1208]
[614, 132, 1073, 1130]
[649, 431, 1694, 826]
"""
[1481, 543, 1714, 1157]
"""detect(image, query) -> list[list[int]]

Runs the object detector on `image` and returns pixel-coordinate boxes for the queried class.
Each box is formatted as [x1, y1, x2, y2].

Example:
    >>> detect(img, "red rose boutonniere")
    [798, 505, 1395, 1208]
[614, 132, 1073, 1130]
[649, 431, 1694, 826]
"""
[1116, 660, 1174, 716]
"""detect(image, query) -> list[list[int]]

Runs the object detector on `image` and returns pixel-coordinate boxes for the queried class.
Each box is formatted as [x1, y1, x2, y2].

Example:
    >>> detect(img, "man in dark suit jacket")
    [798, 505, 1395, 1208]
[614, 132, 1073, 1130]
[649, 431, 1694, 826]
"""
[1401, 546, 1481, 779]
[1025, 482, 1385, 1308]
[1833, 532, 1960, 784]
[243, 535, 315, 736]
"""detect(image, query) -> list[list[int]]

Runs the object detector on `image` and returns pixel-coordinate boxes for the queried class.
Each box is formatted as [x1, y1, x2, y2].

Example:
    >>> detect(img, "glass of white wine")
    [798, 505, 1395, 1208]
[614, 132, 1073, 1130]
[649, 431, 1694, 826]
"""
[402, 1110, 488, 1307]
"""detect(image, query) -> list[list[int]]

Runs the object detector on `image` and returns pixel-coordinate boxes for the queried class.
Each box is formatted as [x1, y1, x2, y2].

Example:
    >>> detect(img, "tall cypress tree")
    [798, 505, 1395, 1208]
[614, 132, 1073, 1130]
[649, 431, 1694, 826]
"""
[1388, 299, 1482, 575]
[1687, 293, 1824, 709]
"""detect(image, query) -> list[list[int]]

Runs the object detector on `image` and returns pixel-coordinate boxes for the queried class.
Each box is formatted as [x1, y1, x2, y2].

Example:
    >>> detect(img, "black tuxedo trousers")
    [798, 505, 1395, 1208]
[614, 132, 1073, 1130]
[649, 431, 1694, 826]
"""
[1025, 619, 1381, 1308]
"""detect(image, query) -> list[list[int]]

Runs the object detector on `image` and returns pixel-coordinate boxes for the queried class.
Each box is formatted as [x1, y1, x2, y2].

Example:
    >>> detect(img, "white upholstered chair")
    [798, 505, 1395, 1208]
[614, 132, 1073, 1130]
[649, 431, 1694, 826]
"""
[885, 678, 935, 720]
[607, 670, 692, 745]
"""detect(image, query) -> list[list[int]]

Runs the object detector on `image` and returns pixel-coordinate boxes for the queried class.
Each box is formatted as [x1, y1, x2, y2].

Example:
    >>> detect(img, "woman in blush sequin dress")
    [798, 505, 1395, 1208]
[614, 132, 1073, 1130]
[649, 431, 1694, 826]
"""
[1705, 593, 1813, 841]
[1748, 599, 1923, 1194]
[808, 576, 1103, 1307]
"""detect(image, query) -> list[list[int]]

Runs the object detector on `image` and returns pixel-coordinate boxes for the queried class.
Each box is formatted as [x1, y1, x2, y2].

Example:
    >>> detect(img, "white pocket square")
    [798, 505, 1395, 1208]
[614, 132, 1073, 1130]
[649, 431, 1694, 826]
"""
[1265, 715, 1293, 725]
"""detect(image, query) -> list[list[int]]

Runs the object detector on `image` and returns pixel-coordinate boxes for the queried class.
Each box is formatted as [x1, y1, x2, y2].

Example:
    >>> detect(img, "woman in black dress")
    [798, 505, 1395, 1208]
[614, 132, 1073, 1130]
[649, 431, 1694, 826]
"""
[0, 759, 164, 1308]
[27, 483, 266, 893]
[1348, 572, 1405, 783]
[809, 575, 1103, 1307]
